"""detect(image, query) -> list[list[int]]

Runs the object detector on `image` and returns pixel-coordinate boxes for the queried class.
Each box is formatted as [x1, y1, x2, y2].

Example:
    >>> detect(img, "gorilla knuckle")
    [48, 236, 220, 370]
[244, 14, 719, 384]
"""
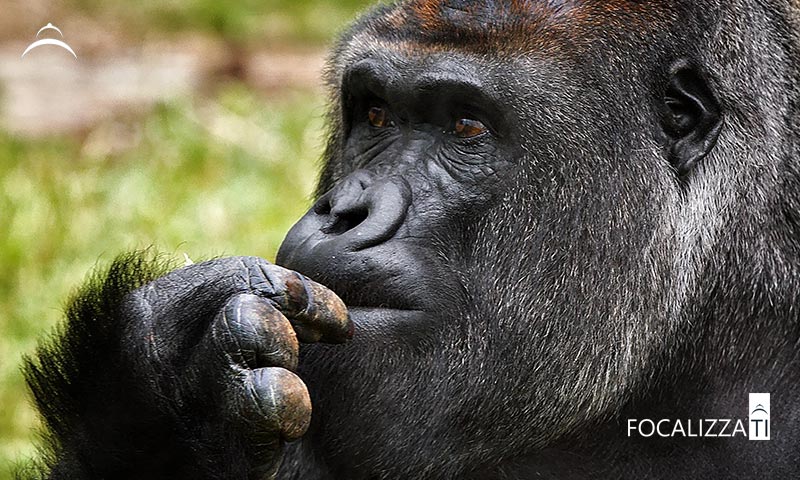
[212, 293, 299, 371]
[243, 367, 312, 442]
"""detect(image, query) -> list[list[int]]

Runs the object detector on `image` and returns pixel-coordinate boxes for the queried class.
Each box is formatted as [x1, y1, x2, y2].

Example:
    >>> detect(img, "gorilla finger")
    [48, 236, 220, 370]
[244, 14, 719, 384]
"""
[210, 294, 299, 371]
[239, 367, 312, 442]
[282, 276, 353, 344]
[247, 261, 353, 344]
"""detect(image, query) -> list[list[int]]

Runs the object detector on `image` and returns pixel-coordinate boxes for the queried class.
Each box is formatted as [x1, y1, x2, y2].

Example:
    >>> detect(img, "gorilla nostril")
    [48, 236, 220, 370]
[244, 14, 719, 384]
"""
[322, 209, 369, 235]
[313, 195, 332, 215]
[278, 172, 411, 262]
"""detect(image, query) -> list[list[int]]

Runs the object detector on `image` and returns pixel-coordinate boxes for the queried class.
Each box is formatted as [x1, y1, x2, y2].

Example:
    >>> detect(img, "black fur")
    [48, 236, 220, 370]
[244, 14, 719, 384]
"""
[22, 253, 178, 478]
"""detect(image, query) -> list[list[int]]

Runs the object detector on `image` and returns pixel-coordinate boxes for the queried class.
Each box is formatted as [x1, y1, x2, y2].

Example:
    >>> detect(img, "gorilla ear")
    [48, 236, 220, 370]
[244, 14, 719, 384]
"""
[661, 64, 723, 178]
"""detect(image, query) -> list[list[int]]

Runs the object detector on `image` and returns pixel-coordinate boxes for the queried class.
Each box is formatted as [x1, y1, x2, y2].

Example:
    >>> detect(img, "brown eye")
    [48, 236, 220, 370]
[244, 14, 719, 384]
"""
[454, 118, 488, 138]
[368, 106, 392, 128]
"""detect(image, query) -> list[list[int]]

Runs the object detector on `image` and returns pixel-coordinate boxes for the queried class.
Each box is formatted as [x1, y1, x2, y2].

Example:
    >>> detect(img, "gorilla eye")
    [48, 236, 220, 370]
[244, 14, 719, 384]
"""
[454, 118, 488, 138]
[368, 106, 393, 128]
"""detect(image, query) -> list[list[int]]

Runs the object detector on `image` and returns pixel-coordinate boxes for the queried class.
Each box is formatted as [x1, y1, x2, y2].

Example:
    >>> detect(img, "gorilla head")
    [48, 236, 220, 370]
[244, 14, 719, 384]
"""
[275, 0, 800, 477]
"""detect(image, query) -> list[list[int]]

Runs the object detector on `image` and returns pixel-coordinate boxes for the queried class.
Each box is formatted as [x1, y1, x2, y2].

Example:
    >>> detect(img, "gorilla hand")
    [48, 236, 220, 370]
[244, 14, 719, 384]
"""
[26, 255, 352, 480]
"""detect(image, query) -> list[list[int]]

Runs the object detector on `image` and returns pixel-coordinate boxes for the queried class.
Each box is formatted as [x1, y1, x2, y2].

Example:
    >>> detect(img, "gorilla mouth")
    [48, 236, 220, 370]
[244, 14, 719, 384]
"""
[307, 276, 436, 329]
[317, 278, 434, 334]
[326, 276, 429, 313]
[342, 299, 426, 320]
[346, 307, 429, 335]
[348, 306, 424, 316]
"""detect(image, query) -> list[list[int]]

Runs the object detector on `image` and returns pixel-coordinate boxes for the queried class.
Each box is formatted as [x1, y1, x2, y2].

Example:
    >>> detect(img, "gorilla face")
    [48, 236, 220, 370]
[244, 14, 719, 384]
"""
[277, 51, 521, 332]
[276, 1, 723, 476]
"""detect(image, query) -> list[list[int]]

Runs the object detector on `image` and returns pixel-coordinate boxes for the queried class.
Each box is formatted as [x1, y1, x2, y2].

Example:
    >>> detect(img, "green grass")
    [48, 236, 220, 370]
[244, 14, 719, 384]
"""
[68, 0, 376, 44]
[0, 84, 328, 476]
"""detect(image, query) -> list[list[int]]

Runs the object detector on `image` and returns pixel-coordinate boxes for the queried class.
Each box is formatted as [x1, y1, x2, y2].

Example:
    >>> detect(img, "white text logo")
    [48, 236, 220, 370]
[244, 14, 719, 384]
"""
[627, 393, 772, 441]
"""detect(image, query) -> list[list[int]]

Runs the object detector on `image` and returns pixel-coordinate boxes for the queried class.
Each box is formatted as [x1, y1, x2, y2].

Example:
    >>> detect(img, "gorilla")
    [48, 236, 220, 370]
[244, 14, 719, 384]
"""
[21, 0, 800, 479]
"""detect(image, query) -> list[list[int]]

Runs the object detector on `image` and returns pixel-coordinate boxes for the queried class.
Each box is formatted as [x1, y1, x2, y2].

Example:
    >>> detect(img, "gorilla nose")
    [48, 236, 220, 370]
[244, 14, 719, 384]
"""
[276, 171, 412, 270]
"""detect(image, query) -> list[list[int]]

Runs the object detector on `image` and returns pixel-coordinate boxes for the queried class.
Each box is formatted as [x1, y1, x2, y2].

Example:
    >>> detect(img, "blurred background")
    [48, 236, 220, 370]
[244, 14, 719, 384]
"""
[0, 0, 373, 475]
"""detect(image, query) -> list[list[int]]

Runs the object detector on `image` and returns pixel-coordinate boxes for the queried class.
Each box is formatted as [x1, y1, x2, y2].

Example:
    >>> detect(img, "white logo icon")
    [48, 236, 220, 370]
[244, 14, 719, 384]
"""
[21, 23, 77, 59]
[749, 393, 770, 441]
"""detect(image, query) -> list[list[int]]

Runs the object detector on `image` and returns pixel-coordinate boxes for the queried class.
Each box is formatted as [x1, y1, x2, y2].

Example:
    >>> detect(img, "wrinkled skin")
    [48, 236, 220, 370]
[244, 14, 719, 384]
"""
[23, 1, 800, 479]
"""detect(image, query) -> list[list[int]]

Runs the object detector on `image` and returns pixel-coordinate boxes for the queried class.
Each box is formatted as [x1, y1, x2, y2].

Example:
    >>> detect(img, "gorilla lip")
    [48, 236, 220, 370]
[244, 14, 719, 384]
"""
[347, 306, 426, 325]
